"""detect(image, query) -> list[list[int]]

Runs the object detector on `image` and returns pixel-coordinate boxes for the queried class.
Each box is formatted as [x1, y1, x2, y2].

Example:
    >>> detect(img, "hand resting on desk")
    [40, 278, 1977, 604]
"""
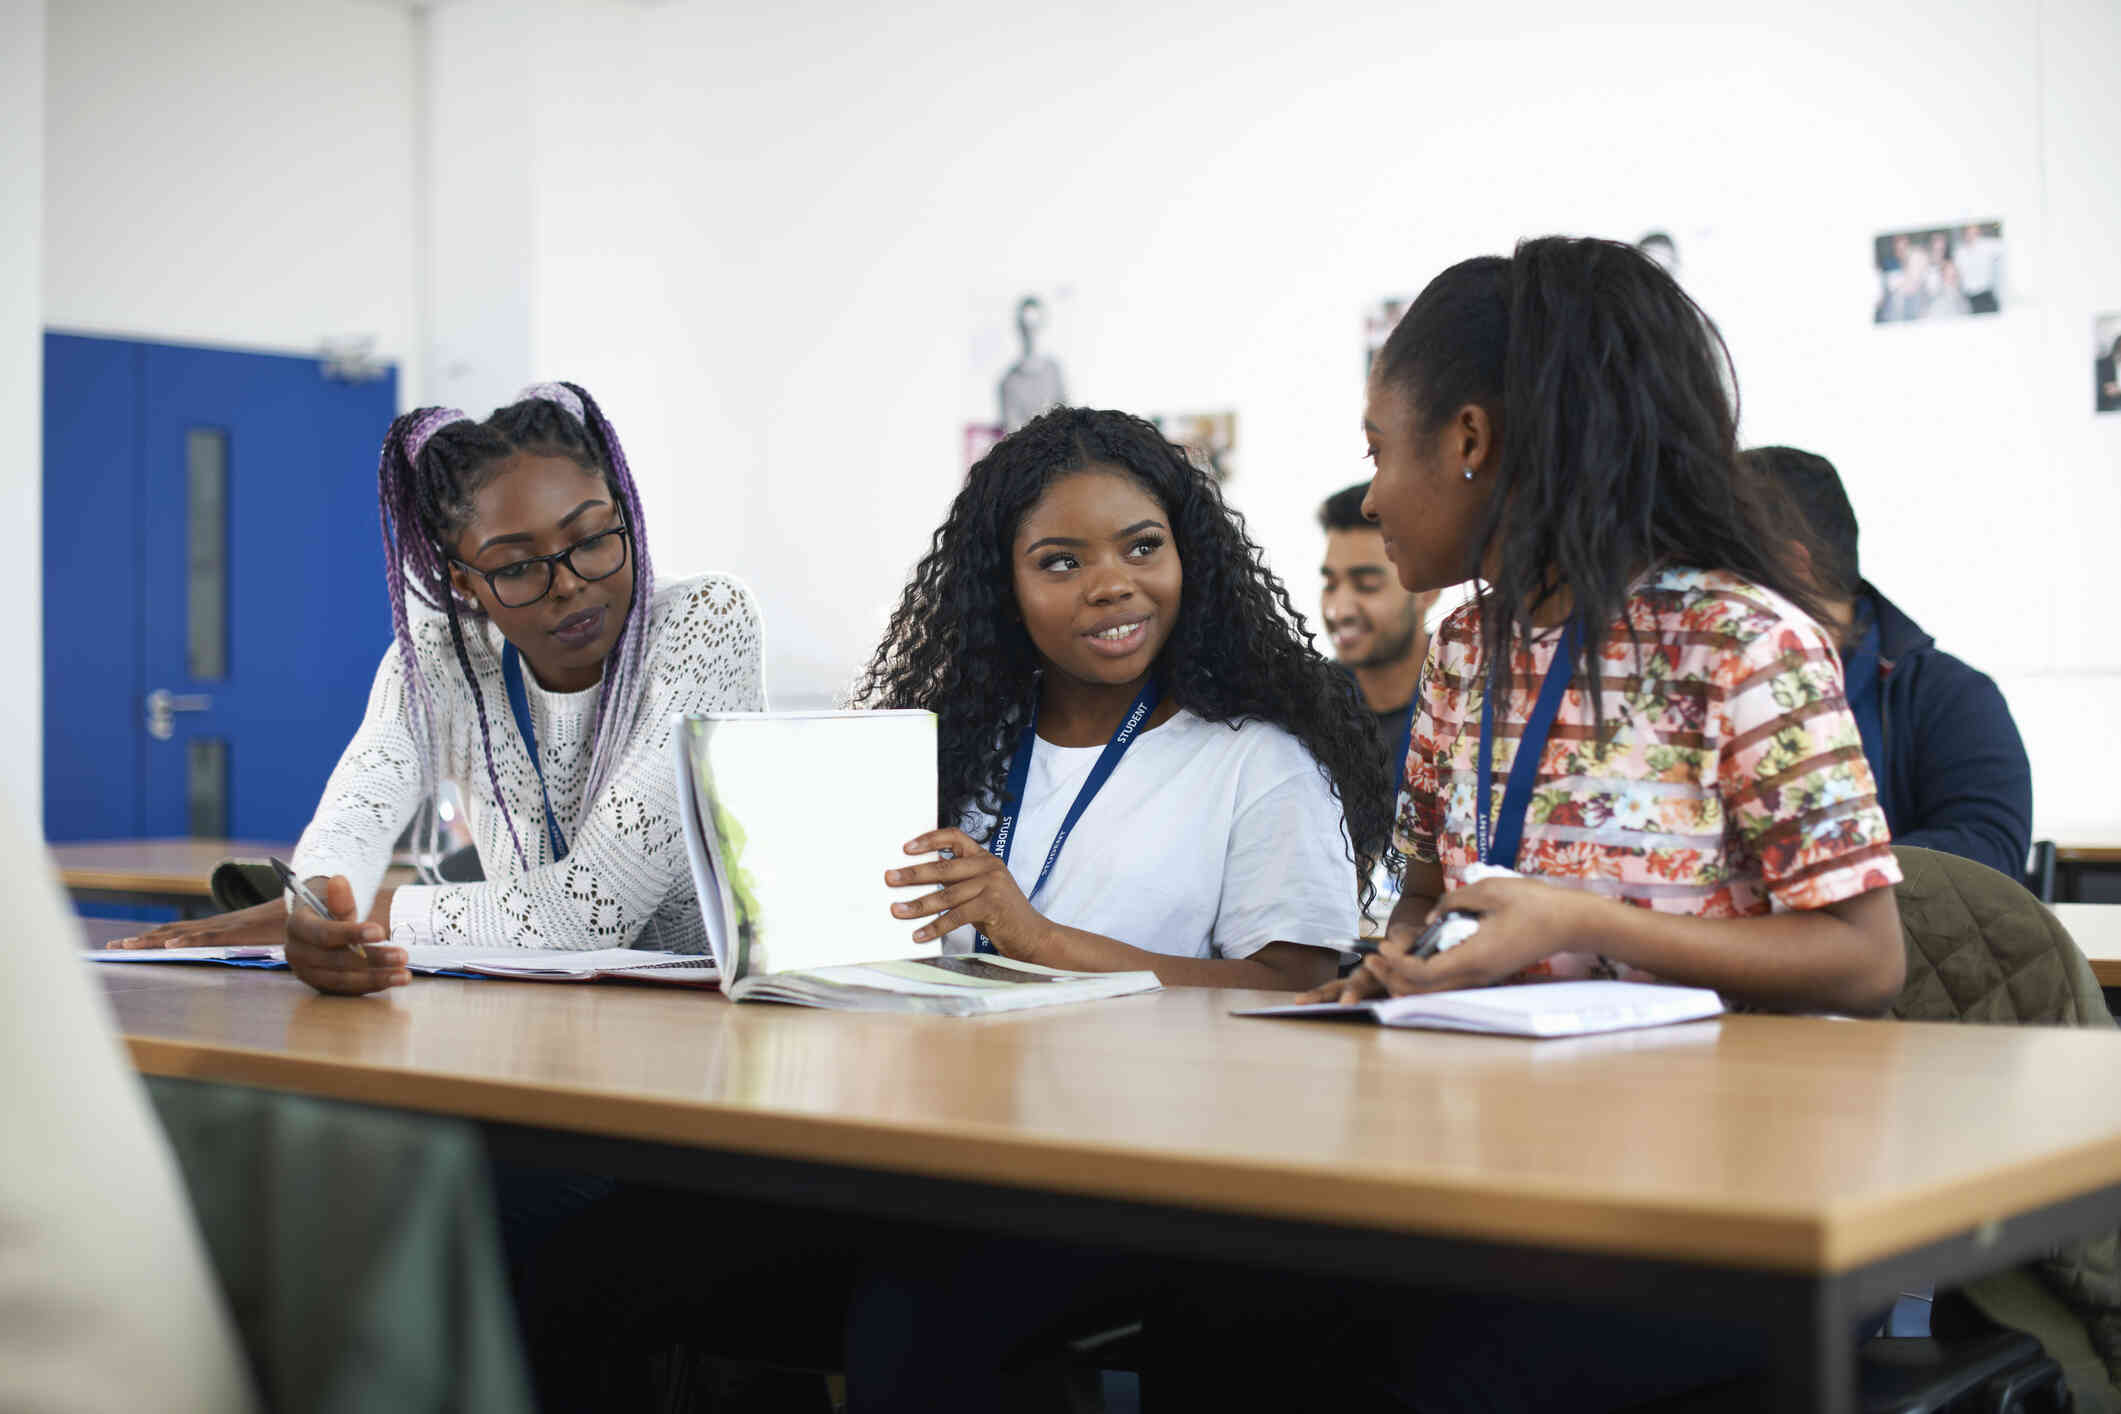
[109, 877, 410, 996]
[106, 900, 289, 952]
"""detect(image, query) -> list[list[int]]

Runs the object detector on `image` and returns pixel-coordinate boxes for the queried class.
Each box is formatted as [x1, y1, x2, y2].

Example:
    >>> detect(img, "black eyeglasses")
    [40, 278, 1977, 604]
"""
[452, 523, 632, 609]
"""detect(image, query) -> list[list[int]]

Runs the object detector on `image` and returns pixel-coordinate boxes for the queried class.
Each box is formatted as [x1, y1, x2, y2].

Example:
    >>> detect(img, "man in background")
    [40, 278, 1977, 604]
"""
[1745, 446, 2033, 878]
[1318, 482, 1437, 790]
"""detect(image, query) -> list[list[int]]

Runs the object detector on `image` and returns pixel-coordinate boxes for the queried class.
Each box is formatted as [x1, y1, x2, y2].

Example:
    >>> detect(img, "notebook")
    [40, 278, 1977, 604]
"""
[673, 711, 1161, 1016]
[87, 944, 719, 985]
[1235, 979, 1725, 1038]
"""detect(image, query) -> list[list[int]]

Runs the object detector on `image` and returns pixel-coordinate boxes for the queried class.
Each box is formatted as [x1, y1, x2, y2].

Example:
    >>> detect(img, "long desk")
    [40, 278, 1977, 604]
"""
[55, 838, 294, 917]
[2057, 903, 2121, 986]
[2059, 844, 2121, 903]
[55, 839, 417, 918]
[90, 950, 2121, 1414]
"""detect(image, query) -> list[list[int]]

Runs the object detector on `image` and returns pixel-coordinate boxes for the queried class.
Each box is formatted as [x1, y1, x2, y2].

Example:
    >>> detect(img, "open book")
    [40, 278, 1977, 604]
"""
[88, 944, 720, 985]
[673, 711, 1160, 1015]
[1235, 980, 1725, 1038]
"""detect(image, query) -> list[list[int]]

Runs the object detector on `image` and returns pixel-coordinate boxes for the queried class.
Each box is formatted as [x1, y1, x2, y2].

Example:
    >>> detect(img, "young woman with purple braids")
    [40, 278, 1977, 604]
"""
[114, 383, 764, 993]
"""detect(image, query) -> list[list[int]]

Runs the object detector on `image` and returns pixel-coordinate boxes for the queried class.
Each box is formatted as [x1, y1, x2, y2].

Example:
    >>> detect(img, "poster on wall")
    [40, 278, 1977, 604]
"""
[1873, 221, 2004, 324]
[2096, 315, 2121, 415]
[1364, 296, 1410, 377]
[965, 286, 1076, 467]
[1153, 411, 1238, 484]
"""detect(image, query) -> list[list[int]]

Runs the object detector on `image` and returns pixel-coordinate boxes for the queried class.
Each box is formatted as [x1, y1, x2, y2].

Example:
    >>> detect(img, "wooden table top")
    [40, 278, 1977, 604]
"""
[2057, 904, 2121, 985]
[86, 937, 2121, 1279]
[53, 840, 419, 901]
[51, 838, 294, 896]
[2059, 845, 2121, 866]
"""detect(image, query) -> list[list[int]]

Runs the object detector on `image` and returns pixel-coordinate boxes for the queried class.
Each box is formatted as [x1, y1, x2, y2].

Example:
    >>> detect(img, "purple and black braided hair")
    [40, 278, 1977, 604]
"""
[376, 381, 657, 874]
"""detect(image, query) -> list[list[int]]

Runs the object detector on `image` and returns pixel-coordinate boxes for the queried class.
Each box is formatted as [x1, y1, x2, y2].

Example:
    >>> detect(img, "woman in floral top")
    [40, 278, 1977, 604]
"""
[1166, 238, 1910, 1414]
[1311, 235, 1905, 1015]
[1397, 563, 1900, 985]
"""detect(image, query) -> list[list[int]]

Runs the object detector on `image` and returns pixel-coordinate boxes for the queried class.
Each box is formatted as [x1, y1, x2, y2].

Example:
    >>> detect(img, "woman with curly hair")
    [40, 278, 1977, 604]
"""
[853, 405, 1391, 993]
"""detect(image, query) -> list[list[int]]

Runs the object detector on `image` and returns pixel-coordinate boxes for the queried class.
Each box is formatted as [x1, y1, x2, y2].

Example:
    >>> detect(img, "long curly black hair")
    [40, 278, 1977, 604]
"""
[853, 407, 1394, 894]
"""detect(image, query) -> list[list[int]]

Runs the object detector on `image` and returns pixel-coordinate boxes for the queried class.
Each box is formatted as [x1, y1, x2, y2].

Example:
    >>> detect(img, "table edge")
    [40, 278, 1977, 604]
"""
[123, 1029, 2090, 1277]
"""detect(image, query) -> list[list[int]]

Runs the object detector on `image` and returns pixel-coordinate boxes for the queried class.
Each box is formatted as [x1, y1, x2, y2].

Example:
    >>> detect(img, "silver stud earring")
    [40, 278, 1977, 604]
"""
[1462, 465, 1476, 481]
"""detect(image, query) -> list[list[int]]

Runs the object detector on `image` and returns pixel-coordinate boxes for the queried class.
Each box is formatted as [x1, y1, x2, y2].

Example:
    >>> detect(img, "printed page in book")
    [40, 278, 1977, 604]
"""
[726, 953, 1160, 1016]
[457, 948, 720, 985]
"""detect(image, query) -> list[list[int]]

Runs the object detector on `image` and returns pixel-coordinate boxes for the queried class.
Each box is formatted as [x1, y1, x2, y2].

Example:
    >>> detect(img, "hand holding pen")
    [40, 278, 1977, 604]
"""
[270, 859, 410, 996]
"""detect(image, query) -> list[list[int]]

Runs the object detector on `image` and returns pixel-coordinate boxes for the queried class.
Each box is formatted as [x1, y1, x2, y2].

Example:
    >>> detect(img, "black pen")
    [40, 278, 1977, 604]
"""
[1352, 910, 1480, 962]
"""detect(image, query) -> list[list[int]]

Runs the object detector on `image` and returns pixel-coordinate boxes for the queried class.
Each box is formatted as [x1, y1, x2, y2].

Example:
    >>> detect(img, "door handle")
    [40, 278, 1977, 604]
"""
[145, 689, 212, 741]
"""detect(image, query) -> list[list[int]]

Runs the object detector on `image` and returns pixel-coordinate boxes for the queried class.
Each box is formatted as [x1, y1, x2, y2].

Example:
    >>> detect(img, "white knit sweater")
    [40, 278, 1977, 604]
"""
[291, 574, 765, 951]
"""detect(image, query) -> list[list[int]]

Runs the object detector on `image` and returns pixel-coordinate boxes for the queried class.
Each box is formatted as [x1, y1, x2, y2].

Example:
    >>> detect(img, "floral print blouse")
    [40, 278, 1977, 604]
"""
[1395, 567, 1901, 983]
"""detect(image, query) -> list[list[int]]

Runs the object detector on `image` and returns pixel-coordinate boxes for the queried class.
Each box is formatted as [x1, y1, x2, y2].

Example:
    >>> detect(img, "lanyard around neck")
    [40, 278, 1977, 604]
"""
[977, 677, 1161, 954]
[1475, 621, 1579, 870]
[500, 642, 570, 862]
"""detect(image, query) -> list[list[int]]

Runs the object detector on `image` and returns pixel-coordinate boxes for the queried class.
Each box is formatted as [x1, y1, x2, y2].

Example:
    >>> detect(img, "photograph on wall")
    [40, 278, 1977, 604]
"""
[2097, 315, 2121, 415]
[1364, 296, 1409, 377]
[965, 286, 1075, 466]
[1153, 411, 1237, 484]
[1873, 221, 2004, 324]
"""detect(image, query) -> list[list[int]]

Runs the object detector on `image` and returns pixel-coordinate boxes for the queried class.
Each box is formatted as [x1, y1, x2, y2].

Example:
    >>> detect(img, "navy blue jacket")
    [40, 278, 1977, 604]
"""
[1842, 585, 2033, 879]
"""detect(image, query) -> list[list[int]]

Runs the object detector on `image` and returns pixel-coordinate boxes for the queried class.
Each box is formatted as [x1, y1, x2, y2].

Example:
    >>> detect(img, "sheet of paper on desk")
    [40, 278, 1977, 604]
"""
[448, 948, 720, 984]
[1234, 980, 1725, 1038]
[85, 945, 287, 967]
[86, 944, 717, 983]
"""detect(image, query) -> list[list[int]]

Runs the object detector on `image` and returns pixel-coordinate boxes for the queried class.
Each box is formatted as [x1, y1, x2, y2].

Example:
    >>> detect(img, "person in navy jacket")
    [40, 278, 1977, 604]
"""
[1746, 445, 2034, 879]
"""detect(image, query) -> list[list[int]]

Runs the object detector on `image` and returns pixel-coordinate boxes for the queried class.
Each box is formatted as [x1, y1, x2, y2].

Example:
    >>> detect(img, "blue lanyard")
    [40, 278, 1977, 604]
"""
[1475, 621, 1579, 869]
[500, 642, 569, 862]
[1393, 710, 1416, 790]
[977, 678, 1161, 954]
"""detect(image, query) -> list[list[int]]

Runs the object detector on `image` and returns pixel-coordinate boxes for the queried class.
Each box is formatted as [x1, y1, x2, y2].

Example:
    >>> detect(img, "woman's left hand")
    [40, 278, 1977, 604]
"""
[1361, 876, 1592, 996]
[886, 828, 1055, 961]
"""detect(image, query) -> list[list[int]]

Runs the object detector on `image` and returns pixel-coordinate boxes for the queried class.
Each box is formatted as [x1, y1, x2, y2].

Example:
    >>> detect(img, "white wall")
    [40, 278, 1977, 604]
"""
[424, 0, 535, 418]
[2, 0, 45, 830]
[427, 0, 2121, 834]
[43, 0, 420, 395]
[437, 0, 2121, 837]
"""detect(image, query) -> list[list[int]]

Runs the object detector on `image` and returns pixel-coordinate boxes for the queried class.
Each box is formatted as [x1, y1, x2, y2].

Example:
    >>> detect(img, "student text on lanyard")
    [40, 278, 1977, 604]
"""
[1474, 621, 1580, 869]
[977, 677, 1161, 954]
[501, 642, 571, 862]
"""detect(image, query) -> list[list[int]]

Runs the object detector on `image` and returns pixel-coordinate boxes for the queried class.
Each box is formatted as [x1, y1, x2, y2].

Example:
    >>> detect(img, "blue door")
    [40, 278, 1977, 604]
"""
[44, 333, 397, 843]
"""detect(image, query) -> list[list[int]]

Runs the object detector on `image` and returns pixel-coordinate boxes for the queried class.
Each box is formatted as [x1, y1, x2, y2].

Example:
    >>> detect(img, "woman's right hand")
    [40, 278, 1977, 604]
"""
[284, 875, 409, 996]
[106, 899, 287, 950]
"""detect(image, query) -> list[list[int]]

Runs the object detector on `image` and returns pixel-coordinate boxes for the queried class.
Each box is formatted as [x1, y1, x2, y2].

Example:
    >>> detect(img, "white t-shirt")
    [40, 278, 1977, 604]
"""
[943, 709, 1359, 961]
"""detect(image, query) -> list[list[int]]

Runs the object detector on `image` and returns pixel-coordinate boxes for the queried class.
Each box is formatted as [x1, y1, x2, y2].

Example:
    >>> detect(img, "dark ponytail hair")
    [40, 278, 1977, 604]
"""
[376, 383, 655, 873]
[1375, 235, 1831, 710]
[853, 407, 1394, 898]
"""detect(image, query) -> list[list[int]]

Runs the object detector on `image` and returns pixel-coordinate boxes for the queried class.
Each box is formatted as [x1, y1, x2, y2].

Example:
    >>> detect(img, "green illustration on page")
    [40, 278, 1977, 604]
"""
[690, 745, 763, 974]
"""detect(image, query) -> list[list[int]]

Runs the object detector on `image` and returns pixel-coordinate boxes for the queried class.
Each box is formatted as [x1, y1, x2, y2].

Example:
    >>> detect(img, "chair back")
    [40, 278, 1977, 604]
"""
[1890, 845, 2112, 1028]
[1890, 846, 2121, 1401]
